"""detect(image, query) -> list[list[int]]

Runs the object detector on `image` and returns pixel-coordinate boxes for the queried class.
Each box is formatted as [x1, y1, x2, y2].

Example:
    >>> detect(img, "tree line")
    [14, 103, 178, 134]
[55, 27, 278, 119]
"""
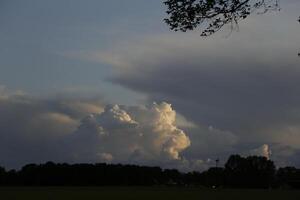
[0, 155, 300, 189]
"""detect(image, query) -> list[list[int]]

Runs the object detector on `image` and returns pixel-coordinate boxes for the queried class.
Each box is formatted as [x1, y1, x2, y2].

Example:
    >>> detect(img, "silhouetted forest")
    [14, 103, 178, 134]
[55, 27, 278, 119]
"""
[0, 155, 299, 189]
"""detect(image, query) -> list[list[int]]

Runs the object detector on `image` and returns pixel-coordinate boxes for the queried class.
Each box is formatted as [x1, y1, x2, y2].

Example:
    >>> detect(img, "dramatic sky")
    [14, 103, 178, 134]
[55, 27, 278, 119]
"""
[0, 0, 299, 171]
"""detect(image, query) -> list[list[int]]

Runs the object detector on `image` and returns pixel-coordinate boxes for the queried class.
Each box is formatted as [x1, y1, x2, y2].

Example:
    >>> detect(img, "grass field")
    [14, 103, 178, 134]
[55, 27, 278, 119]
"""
[0, 187, 300, 200]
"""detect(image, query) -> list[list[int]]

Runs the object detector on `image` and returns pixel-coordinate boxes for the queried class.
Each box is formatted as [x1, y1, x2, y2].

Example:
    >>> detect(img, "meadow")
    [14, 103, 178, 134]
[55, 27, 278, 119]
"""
[0, 187, 299, 200]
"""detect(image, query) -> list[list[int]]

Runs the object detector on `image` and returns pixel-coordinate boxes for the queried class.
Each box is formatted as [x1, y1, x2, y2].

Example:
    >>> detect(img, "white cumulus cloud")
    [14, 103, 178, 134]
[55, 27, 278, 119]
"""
[249, 144, 272, 160]
[69, 102, 191, 166]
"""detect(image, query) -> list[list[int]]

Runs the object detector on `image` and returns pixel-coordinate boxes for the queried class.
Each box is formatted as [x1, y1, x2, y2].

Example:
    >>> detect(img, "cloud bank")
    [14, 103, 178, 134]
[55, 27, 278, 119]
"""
[0, 86, 296, 170]
[0, 86, 102, 168]
[0, 87, 194, 170]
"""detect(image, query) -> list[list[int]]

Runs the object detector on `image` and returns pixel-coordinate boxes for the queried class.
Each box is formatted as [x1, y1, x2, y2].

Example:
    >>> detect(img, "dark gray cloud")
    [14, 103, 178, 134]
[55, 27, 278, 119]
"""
[108, 34, 299, 130]
[113, 61, 300, 129]
[0, 86, 104, 168]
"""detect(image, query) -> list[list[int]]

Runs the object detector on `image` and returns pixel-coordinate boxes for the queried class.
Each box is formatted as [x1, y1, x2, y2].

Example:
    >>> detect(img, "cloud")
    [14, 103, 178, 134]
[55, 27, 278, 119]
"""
[182, 125, 238, 160]
[58, 100, 104, 119]
[1, 87, 232, 171]
[28, 112, 79, 138]
[245, 143, 300, 168]
[0, 88, 198, 170]
[106, 33, 300, 135]
[69, 102, 191, 166]
[66, 101, 241, 171]
[0, 88, 105, 168]
[0, 85, 25, 99]
[249, 144, 272, 160]
[1, 85, 299, 171]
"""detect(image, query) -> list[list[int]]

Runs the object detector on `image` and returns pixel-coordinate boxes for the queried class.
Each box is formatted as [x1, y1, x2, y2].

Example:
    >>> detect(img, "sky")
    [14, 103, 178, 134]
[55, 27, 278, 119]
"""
[0, 0, 299, 171]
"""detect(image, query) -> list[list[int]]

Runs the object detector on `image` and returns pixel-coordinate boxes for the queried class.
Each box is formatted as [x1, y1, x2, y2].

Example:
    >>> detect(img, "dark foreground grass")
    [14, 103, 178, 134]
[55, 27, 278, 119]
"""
[0, 187, 300, 200]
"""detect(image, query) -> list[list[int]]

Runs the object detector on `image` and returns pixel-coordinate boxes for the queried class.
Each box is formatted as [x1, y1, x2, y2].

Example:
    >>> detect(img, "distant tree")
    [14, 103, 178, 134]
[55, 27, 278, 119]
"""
[201, 167, 225, 187]
[277, 167, 300, 189]
[225, 154, 245, 171]
[225, 155, 276, 188]
[185, 171, 203, 185]
[0, 166, 5, 185]
[164, 0, 280, 36]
